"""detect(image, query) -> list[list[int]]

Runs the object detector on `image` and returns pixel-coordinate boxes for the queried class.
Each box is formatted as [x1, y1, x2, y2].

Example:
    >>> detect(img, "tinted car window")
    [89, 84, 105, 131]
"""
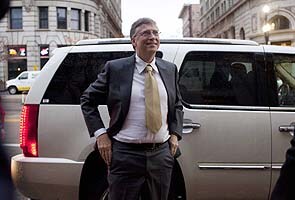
[179, 52, 259, 106]
[273, 54, 295, 106]
[42, 51, 163, 104]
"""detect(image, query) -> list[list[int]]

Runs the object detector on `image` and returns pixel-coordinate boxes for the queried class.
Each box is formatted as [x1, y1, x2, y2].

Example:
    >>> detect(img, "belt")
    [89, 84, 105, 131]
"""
[114, 140, 167, 151]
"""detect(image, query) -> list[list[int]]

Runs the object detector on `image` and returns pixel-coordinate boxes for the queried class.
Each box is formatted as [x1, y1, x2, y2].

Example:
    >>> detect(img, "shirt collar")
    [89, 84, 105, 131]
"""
[135, 54, 158, 74]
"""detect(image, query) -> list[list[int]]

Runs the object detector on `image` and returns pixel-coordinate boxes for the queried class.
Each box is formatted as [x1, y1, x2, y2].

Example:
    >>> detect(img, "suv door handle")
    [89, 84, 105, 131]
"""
[183, 119, 200, 134]
[279, 122, 295, 137]
[183, 122, 201, 129]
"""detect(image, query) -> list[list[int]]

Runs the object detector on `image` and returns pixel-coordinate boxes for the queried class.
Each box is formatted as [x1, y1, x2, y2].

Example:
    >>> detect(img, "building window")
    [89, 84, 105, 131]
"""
[270, 15, 290, 30]
[206, 17, 210, 27]
[57, 7, 67, 29]
[71, 9, 81, 30]
[84, 11, 90, 31]
[210, 12, 215, 23]
[224, 1, 227, 11]
[39, 7, 48, 29]
[228, 0, 233, 7]
[240, 28, 245, 40]
[10, 7, 22, 29]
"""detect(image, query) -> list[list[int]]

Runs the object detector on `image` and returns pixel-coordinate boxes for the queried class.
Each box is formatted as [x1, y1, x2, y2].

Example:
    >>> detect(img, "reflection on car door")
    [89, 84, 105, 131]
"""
[175, 46, 271, 200]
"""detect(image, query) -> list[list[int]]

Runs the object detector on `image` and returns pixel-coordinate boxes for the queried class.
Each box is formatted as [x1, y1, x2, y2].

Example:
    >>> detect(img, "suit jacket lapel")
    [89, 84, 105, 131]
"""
[119, 55, 136, 119]
[156, 58, 175, 118]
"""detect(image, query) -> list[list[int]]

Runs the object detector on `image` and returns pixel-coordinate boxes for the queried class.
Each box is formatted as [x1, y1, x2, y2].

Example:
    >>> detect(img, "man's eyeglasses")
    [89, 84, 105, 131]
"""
[136, 30, 161, 37]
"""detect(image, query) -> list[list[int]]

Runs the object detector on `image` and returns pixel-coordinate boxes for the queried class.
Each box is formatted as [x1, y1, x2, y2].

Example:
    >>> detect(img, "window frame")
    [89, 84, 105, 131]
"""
[84, 11, 90, 32]
[178, 51, 267, 108]
[39, 7, 49, 29]
[57, 7, 67, 29]
[10, 7, 23, 29]
[71, 8, 81, 30]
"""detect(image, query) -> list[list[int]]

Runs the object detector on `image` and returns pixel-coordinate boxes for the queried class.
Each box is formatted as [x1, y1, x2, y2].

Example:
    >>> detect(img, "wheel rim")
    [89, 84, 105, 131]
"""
[9, 87, 16, 94]
[99, 189, 108, 200]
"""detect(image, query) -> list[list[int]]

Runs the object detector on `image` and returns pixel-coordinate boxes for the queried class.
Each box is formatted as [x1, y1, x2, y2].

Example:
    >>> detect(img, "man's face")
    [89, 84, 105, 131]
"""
[131, 23, 160, 57]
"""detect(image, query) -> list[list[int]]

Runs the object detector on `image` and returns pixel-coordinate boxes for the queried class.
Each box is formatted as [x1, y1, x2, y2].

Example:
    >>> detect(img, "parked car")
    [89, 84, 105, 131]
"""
[6, 71, 40, 94]
[11, 38, 295, 200]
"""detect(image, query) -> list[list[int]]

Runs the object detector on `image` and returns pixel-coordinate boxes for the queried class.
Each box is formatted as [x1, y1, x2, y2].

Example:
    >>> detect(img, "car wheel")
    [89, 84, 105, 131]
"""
[8, 86, 17, 95]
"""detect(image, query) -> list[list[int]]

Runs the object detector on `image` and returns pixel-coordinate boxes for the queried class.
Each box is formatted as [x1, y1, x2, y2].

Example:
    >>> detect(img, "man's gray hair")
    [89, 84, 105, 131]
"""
[130, 18, 158, 38]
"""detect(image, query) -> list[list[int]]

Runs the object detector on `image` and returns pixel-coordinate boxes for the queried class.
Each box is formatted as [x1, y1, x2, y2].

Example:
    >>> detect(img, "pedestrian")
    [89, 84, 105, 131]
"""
[271, 134, 295, 200]
[80, 17, 183, 200]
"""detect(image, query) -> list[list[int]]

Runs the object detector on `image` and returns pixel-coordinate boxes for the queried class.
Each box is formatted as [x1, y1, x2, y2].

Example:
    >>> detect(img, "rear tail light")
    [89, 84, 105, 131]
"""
[19, 104, 39, 157]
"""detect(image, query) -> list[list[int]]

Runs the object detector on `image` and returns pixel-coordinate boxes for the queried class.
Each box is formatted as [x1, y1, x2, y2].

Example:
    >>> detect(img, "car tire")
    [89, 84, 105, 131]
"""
[79, 150, 108, 200]
[8, 86, 17, 95]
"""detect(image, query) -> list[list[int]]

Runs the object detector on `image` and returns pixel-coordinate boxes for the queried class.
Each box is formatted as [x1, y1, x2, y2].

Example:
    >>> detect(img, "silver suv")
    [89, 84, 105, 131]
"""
[11, 38, 295, 200]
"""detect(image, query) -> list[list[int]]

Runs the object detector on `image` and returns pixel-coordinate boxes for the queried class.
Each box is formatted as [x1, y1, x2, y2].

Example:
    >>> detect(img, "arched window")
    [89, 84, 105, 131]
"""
[269, 15, 290, 30]
[240, 28, 245, 40]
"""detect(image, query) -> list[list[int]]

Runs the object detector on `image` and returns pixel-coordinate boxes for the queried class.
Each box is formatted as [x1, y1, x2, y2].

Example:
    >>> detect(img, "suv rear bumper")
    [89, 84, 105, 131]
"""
[11, 154, 84, 200]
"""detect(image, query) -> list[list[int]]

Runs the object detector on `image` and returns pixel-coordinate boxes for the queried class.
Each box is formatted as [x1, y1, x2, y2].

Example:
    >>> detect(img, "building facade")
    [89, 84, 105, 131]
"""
[179, 4, 201, 37]
[0, 0, 122, 84]
[198, 0, 295, 46]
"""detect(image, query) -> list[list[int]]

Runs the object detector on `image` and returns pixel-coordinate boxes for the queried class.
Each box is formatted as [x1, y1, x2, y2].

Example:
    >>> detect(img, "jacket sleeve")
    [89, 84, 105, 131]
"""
[80, 62, 110, 137]
[169, 64, 184, 140]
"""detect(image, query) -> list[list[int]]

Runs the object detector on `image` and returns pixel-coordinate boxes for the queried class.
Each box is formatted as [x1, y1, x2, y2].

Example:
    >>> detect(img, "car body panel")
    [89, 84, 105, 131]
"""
[11, 154, 83, 200]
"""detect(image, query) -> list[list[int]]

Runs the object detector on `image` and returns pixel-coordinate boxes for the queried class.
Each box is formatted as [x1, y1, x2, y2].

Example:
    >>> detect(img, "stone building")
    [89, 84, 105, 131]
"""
[179, 4, 201, 37]
[0, 0, 122, 83]
[197, 0, 295, 46]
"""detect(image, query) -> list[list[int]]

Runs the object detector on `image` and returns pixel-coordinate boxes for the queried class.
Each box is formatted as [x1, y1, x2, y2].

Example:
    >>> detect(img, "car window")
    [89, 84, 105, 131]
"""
[179, 52, 259, 106]
[19, 72, 28, 80]
[31, 73, 39, 79]
[273, 54, 295, 106]
[42, 51, 163, 104]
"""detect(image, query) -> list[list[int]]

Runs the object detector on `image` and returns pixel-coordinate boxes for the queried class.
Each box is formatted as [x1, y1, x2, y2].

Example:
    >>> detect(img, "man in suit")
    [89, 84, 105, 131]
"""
[80, 18, 183, 200]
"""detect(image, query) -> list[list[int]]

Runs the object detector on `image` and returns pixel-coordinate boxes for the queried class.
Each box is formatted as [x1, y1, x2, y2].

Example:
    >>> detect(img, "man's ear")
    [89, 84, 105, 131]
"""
[0, 0, 10, 19]
[131, 37, 137, 49]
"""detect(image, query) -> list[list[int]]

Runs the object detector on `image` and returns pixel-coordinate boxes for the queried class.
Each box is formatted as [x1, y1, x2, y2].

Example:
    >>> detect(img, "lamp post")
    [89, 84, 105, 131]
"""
[262, 5, 270, 44]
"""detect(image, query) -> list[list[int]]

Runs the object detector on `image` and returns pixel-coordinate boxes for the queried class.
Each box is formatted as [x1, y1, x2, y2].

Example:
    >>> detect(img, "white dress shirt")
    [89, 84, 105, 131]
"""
[94, 54, 170, 143]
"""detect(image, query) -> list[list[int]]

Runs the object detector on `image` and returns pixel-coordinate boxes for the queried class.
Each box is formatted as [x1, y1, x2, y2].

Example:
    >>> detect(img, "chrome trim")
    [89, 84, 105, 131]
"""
[270, 107, 295, 111]
[187, 105, 270, 111]
[272, 165, 283, 170]
[198, 164, 271, 170]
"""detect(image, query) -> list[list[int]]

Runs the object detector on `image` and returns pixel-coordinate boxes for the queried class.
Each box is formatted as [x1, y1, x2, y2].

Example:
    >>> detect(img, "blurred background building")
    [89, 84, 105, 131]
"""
[0, 0, 122, 86]
[179, 0, 295, 46]
[179, 4, 201, 37]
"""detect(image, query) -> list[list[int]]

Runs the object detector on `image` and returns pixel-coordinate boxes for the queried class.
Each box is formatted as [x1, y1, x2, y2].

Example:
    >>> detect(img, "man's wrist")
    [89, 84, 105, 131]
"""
[94, 128, 107, 138]
[170, 132, 179, 140]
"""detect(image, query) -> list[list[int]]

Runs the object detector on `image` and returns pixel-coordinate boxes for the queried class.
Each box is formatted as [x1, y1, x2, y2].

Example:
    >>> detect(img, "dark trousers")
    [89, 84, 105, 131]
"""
[109, 140, 174, 200]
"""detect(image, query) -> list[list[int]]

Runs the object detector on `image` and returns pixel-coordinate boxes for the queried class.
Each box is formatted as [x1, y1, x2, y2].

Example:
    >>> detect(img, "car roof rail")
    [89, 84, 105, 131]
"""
[75, 37, 259, 46]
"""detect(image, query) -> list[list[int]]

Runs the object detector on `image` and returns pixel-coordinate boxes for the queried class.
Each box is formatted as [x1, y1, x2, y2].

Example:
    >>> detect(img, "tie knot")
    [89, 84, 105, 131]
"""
[146, 65, 153, 72]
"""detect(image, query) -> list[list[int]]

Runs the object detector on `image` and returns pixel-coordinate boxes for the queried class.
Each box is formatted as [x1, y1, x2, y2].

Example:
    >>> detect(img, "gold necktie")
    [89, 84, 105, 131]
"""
[145, 64, 162, 133]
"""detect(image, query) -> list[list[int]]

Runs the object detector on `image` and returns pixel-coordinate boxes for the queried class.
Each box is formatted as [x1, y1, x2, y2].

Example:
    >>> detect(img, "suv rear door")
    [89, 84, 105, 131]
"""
[264, 45, 295, 193]
[174, 44, 271, 200]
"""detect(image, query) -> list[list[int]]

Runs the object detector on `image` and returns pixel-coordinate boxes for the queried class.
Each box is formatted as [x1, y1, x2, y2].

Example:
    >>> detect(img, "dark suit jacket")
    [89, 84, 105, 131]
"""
[271, 135, 295, 200]
[81, 54, 183, 140]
